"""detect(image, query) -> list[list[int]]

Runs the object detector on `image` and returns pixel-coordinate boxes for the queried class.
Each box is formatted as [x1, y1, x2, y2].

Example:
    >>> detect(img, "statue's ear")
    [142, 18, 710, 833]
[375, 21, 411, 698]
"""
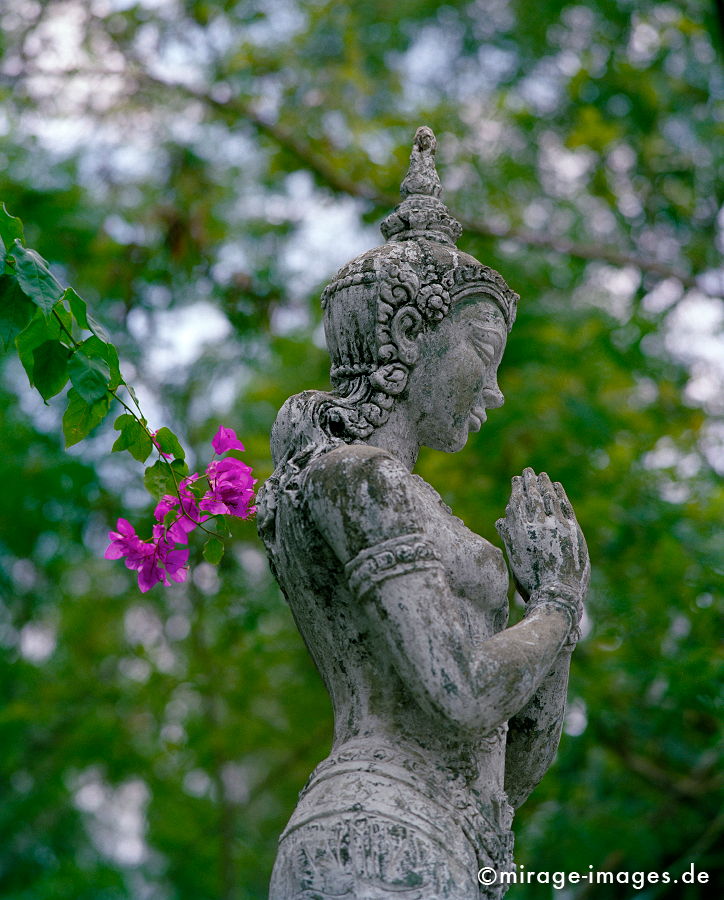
[390, 305, 423, 366]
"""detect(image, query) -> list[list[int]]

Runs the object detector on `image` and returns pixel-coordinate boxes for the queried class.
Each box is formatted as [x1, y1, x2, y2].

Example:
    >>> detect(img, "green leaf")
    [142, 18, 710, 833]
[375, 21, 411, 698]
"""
[214, 515, 231, 537]
[8, 243, 64, 315]
[105, 341, 122, 390]
[112, 413, 152, 462]
[144, 459, 188, 501]
[66, 297, 110, 342]
[185, 477, 207, 500]
[87, 312, 109, 343]
[62, 387, 111, 447]
[126, 383, 142, 412]
[32, 340, 71, 401]
[63, 287, 88, 330]
[0, 203, 24, 250]
[0, 274, 34, 351]
[68, 338, 111, 402]
[72, 332, 122, 389]
[76, 334, 109, 363]
[203, 538, 224, 565]
[15, 305, 73, 386]
[154, 426, 185, 461]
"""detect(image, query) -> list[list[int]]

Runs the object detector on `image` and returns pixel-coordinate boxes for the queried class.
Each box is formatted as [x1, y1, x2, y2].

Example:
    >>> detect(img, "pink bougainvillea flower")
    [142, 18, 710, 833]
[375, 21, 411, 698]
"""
[135, 555, 165, 593]
[149, 523, 189, 583]
[159, 548, 189, 584]
[105, 518, 189, 593]
[174, 475, 210, 532]
[166, 511, 205, 544]
[211, 425, 245, 455]
[132, 527, 189, 593]
[105, 519, 150, 568]
[136, 545, 189, 592]
[153, 478, 210, 544]
[200, 457, 256, 518]
[105, 426, 255, 589]
[154, 494, 179, 521]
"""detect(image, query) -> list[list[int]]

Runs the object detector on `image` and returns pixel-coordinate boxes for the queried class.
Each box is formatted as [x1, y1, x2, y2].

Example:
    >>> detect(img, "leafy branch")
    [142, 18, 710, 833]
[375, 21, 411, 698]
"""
[0, 204, 255, 591]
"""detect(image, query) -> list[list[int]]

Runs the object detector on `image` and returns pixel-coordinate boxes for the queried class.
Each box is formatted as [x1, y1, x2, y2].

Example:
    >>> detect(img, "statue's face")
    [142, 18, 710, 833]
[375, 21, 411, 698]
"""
[406, 297, 507, 453]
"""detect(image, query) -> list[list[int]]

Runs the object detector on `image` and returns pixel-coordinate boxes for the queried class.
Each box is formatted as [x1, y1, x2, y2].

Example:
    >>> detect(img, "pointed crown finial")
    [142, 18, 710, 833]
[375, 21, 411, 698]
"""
[380, 126, 463, 246]
[399, 126, 442, 198]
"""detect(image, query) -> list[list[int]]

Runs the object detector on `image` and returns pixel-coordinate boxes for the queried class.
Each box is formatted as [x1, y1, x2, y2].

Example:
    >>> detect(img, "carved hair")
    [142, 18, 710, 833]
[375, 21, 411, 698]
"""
[321, 247, 445, 439]
[320, 240, 516, 441]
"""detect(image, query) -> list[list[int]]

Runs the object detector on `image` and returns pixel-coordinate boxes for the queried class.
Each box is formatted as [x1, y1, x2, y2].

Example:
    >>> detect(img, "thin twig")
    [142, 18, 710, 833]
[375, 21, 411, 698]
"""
[52, 308, 80, 349]
[52, 304, 192, 510]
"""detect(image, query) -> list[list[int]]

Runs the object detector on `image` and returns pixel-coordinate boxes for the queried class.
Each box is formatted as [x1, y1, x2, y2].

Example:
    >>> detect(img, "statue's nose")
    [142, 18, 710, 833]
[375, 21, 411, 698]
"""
[483, 386, 505, 409]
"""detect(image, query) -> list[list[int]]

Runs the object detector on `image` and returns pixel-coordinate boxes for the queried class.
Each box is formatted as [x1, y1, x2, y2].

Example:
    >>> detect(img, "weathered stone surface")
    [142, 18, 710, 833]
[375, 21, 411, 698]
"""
[257, 127, 590, 899]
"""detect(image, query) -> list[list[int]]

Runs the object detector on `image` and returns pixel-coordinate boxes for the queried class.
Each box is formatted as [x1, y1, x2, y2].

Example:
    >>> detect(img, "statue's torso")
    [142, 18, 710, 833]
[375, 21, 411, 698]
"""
[263, 445, 514, 896]
[271, 447, 509, 738]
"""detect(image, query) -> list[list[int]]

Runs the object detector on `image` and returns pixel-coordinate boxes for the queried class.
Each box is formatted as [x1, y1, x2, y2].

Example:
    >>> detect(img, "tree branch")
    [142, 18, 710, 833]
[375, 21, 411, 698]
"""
[6, 60, 716, 295]
[134, 74, 713, 293]
[596, 727, 722, 803]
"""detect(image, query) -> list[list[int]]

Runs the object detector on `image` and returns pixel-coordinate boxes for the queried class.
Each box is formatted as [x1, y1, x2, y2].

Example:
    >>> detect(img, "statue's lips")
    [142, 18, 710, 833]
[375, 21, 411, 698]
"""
[469, 408, 487, 431]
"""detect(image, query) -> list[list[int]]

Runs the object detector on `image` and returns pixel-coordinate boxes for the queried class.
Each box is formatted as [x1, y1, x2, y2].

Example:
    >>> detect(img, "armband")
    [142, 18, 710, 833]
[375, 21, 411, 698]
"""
[345, 534, 443, 599]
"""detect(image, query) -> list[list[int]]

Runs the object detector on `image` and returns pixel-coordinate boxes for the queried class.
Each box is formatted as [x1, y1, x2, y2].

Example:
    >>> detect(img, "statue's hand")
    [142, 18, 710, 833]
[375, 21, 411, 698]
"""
[496, 468, 590, 603]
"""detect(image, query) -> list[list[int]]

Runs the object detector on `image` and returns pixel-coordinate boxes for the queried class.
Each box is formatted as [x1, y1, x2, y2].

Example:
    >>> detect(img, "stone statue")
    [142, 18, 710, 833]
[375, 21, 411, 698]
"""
[257, 127, 590, 900]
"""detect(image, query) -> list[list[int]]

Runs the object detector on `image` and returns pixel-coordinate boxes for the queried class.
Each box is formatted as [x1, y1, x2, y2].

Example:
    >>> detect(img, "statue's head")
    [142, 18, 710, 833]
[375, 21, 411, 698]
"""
[320, 127, 518, 448]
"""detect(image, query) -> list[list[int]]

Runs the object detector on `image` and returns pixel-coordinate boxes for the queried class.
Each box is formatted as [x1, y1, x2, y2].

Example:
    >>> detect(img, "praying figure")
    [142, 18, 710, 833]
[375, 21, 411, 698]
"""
[257, 127, 590, 900]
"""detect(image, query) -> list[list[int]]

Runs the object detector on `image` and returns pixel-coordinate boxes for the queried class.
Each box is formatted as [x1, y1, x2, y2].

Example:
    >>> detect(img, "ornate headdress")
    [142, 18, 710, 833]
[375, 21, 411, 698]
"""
[318, 127, 518, 438]
[321, 126, 518, 329]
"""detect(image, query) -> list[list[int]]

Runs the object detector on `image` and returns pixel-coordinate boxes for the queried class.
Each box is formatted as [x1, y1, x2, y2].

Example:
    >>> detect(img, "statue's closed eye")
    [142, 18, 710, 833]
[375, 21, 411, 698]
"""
[469, 324, 501, 363]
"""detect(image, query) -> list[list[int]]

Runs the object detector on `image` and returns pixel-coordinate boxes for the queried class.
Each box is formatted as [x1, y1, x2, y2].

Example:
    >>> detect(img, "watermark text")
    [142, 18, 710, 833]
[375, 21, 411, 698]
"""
[477, 862, 709, 891]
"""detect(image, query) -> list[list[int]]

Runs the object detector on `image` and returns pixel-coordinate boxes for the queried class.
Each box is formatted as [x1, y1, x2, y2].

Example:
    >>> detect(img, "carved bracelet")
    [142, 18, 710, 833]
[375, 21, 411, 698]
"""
[525, 583, 583, 650]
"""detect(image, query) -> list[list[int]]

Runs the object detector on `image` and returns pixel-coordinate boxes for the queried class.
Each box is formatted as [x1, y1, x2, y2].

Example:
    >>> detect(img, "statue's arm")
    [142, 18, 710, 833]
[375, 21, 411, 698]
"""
[306, 448, 582, 735]
[504, 647, 572, 808]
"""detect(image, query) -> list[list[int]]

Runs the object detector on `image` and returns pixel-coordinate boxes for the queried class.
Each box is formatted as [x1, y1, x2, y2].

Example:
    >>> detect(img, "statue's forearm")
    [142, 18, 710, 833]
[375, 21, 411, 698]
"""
[504, 647, 573, 808]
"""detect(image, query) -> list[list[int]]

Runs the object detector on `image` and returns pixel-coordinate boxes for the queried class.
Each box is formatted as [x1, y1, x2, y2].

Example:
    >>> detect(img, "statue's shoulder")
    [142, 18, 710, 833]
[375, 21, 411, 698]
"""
[307, 443, 411, 495]
[305, 444, 421, 551]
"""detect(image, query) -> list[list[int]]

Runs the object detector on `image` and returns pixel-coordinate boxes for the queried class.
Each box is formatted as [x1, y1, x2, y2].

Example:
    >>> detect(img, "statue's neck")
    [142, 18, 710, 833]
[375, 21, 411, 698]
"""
[364, 409, 420, 472]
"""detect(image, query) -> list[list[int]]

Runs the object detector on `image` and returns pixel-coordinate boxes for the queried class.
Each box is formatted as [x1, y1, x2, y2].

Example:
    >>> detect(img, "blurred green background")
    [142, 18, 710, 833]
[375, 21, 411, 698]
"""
[0, 1, 722, 897]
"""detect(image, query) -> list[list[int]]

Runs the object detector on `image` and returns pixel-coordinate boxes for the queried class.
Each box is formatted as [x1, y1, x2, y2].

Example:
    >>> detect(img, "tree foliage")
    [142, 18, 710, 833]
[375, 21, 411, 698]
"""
[0, 1, 721, 897]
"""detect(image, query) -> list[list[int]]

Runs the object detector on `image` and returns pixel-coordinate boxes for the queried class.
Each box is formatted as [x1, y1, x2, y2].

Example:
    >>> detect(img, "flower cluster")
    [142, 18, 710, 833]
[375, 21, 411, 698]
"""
[105, 426, 256, 592]
[105, 519, 190, 593]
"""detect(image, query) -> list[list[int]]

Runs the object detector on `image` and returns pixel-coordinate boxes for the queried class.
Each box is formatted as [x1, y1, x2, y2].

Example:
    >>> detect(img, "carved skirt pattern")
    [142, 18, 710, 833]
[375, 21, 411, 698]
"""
[269, 740, 514, 900]
[271, 813, 476, 899]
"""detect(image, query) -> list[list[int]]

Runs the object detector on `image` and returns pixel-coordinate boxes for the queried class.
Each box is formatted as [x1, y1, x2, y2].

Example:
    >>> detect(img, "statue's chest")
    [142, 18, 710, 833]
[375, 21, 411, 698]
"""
[411, 476, 509, 635]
